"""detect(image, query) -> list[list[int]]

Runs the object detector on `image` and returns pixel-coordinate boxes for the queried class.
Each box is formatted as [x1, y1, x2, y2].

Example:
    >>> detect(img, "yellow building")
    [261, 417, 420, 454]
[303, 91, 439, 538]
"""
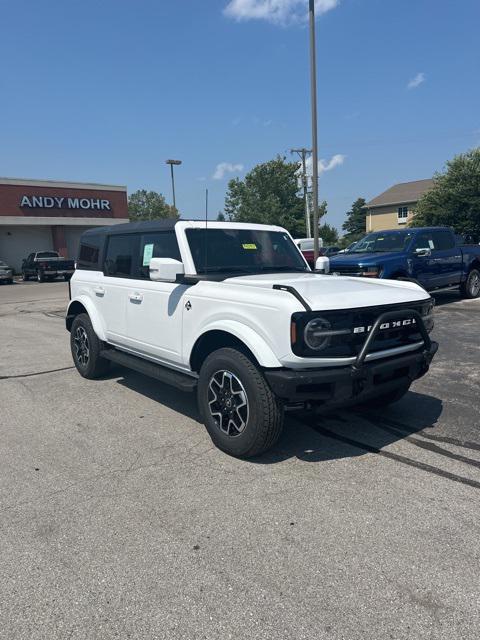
[365, 179, 434, 232]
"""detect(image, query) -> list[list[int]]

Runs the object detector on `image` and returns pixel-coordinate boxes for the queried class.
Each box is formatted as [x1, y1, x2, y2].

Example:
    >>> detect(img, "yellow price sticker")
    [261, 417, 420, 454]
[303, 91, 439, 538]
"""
[242, 243, 257, 250]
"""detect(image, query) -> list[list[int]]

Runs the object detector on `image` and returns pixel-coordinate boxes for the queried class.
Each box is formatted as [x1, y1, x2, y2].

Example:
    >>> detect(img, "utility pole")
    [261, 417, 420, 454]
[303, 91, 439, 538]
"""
[290, 147, 312, 238]
[308, 0, 320, 263]
[165, 159, 182, 210]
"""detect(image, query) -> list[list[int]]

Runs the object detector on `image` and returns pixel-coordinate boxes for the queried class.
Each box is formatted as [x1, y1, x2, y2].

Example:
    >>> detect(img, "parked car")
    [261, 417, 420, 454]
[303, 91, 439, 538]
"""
[329, 227, 480, 298]
[336, 240, 360, 254]
[0, 259, 13, 284]
[294, 237, 322, 269]
[22, 251, 75, 282]
[66, 220, 437, 458]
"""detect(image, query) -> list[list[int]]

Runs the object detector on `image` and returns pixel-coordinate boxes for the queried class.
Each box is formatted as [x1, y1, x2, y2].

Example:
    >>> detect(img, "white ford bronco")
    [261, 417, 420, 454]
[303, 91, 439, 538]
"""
[66, 219, 438, 457]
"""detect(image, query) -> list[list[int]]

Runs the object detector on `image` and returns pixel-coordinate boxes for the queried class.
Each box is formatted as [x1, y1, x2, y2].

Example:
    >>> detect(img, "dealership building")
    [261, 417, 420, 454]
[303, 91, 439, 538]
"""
[0, 177, 128, 272]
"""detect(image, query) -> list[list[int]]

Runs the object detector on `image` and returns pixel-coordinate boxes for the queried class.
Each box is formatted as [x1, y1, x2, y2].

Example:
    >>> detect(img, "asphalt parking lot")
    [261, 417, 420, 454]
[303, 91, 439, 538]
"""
[1, 280, 479, 639]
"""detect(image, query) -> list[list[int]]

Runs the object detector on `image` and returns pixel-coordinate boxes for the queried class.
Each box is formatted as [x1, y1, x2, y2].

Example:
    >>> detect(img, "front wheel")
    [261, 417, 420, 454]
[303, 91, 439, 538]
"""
[70, 313, 110, 379]
[197, 347, 284, 458]
[460, 268, 480, 299]
[37, 270, 45, 283]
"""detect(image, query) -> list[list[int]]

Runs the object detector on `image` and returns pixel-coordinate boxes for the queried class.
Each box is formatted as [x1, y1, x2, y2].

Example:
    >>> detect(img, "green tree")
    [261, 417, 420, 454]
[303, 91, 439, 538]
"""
[128, 189, 178, 222]
[225, 156, 306, 236]
[216, 212, 226, 221]
[342, 197, 367, 242]
[318, 223, 339, 245]
[411, 148, 480, 237]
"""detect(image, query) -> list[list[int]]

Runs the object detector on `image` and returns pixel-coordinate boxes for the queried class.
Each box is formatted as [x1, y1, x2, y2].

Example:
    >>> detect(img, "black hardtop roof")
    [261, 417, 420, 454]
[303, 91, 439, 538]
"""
[81, 218, 178, 238]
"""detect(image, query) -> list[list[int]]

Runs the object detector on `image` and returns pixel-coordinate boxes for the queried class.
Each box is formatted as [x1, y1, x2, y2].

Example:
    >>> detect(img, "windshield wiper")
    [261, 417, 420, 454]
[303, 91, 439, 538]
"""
[256, 266, 308, 273]
[196, 266, 253, 274]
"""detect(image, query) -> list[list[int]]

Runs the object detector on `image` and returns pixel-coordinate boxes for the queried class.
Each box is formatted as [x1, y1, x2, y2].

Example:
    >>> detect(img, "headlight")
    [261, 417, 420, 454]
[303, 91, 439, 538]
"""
[360, 266, 380, 278]
[304, 317, 350, 351]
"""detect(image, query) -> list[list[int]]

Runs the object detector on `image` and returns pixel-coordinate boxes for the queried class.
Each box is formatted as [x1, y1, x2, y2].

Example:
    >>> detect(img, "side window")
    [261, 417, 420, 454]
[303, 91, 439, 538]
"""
[412, 233, 434, 252]
[431, 230, 455, 251]
[77, 235, 102, 270]
[104, 235, 137, 278]
[137, 232, 181, 279]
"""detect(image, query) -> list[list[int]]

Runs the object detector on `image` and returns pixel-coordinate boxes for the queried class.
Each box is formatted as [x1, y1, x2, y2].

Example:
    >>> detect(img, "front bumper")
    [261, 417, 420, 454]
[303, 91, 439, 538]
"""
[265, 341, 438, 404]
[265, 307, 438, 405]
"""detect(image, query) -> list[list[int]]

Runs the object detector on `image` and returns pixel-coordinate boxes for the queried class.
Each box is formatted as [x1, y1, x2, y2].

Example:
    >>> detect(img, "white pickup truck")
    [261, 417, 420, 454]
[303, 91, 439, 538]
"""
[66, 220, 438, 457]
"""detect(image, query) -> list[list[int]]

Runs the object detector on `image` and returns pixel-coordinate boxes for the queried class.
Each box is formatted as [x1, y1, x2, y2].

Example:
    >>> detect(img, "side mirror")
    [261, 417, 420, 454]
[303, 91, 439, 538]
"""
[149, 257, 184, 282]
[415, 248, 431, 257]
[315, 256, 330, 274]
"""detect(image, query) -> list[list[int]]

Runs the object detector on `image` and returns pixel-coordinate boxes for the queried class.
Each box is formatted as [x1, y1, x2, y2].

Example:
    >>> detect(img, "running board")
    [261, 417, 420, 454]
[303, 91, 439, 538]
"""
[100, 348, 197, 392]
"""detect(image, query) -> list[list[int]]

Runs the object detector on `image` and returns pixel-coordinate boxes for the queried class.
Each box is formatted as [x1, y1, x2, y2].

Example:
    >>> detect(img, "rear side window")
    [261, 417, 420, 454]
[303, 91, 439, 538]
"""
[78, 234, 102, 270]
[431, 230, 455, 250]
[104, 235, 138, 277]
[137, 231, 181, 278]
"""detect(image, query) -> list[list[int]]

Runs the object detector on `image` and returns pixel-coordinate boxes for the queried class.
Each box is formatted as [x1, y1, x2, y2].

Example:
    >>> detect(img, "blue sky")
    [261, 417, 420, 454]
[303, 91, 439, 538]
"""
[1, 0, 479, 231]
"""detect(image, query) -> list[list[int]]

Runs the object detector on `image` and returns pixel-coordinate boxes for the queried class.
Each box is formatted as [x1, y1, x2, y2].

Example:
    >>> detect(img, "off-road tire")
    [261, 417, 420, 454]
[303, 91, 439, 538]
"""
[460, 268, 480, 299]
[198, 347, 284, 458]
[359, 383, 410, 409]
[70, 313, 110, 379]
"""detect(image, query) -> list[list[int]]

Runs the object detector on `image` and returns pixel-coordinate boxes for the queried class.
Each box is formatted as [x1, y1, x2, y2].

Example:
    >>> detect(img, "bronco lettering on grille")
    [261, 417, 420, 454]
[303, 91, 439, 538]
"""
[353, 318, 416, 334]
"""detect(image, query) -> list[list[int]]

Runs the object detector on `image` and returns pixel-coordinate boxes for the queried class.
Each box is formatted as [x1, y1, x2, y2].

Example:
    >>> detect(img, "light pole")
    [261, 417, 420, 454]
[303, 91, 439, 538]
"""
[165, 159, 182, 210]
[291, 147, 312, 238]
[308, 0, 320, 263]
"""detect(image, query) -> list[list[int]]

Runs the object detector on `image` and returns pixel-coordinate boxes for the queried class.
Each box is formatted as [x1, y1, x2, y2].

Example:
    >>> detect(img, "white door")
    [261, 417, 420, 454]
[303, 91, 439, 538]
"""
[124, 231, 188, 366]
[124, 280, 188, 365]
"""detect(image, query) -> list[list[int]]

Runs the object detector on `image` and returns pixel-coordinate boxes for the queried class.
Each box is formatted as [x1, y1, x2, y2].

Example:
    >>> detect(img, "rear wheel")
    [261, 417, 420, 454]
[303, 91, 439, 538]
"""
[197, 347, 284, 458]
[359, 383, 410, 409]
[460, 268, 480, 299]
[70, 313, 110, 379]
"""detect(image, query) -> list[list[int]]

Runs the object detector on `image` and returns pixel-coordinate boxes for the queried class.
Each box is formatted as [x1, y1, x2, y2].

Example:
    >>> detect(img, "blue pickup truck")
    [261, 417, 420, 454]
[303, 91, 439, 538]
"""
[329, 227, 480, 298]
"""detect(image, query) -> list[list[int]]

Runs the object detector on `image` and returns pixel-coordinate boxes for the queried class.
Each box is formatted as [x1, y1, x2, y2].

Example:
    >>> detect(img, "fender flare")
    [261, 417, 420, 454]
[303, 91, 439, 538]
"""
[66, 295, 106, 341]
[191, 319, 283, 369]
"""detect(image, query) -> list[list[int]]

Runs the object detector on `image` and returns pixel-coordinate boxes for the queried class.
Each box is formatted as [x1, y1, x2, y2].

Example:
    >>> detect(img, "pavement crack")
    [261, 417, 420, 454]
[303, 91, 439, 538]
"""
[297, 415, 480, 490]
[0, 366, 74, 380]
[367, 414, 480, 452]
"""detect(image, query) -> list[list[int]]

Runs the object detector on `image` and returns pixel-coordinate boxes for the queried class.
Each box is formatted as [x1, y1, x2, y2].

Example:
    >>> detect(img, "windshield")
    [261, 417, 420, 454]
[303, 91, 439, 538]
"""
[351, 231, 414, 253]
[36, 251, 59, 258]
[186, 228, 309, 274]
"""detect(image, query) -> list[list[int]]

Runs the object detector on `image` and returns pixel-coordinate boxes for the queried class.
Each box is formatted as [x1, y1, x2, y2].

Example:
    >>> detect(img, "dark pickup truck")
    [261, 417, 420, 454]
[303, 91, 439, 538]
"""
[329, 227, 480, 298]
[22, 251, 75, 282]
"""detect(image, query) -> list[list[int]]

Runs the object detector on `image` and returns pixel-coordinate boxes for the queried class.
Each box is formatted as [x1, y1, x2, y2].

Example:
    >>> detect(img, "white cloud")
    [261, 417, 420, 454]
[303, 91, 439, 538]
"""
[407, 72, 425, 90]
[212, 162, 244, 180]
[223, 0, 339, 26]
[303, 153, 346, 176]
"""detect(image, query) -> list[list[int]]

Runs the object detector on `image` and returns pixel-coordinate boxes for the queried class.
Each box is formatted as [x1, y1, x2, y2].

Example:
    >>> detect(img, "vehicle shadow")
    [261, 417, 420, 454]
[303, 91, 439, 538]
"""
[111, 366, 443, 465]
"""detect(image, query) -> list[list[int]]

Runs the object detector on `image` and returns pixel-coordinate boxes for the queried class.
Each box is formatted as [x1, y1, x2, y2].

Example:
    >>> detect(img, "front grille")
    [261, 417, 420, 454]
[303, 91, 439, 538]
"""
[330, 265, 364, 276]
[292, 300, 432, 358]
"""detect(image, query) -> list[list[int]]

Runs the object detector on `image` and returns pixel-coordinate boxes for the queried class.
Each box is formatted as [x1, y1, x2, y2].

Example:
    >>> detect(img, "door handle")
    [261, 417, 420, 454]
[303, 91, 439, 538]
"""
[129, 292, 143, 303]
[93, 287, 105, 296]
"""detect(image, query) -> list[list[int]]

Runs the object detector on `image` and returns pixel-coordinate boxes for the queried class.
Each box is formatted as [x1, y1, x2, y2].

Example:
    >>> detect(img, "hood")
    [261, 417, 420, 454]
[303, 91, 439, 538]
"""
[329, 251, 405, 266]
[224, 272, 429, 311]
